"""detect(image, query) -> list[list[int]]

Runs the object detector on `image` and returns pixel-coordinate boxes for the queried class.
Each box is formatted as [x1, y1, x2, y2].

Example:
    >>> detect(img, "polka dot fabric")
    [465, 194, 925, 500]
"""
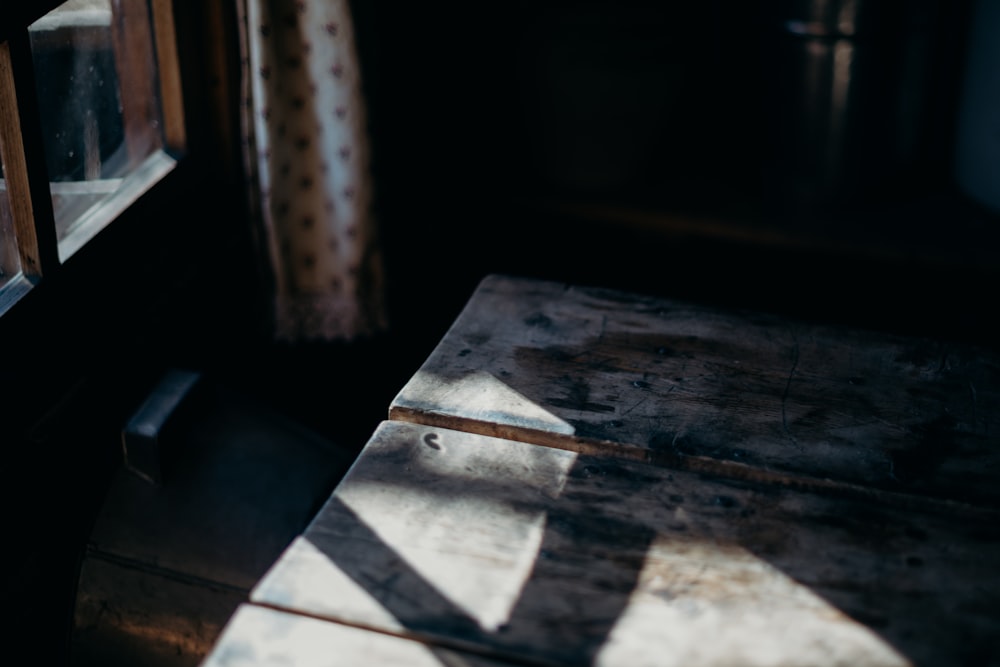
[238, 0, 386, 342]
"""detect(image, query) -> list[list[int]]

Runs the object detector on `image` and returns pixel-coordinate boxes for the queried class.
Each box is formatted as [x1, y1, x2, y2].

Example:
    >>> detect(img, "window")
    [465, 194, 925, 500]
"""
[0, 0, 185, 313]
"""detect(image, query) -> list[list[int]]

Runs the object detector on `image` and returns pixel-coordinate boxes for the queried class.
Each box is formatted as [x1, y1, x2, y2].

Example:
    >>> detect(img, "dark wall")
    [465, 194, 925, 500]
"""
[351, 0, 997, 351]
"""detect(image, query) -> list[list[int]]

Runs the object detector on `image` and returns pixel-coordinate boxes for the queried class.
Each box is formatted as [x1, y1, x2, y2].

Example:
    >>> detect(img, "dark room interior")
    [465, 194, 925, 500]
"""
[1, 0, 998, 665]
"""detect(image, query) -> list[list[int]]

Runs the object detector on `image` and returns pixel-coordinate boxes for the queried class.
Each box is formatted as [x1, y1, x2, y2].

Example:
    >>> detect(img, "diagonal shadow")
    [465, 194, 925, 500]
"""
[305, 494, 483, 643]
[294, 414, 1000, 667]
[298, 439, 656, 667]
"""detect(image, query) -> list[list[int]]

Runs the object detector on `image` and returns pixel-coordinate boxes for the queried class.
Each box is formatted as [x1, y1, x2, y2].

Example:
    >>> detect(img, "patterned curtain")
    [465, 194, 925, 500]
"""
[236, 0, 387, 342]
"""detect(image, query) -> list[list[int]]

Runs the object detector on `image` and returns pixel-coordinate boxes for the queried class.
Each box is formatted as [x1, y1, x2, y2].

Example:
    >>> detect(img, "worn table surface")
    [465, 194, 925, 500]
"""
[202, 274, 1000, 667]
[247, 420, 999, 667]
[389, 274, 1000, 508]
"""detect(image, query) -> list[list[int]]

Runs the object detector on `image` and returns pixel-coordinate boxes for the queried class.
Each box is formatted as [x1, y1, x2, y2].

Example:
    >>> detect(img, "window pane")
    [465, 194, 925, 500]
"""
[0, 157, 23, 290]
[29, 0, 166, 255]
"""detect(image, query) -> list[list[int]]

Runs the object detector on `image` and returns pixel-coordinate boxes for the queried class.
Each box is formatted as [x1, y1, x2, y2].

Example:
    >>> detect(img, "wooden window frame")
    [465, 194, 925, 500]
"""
[0, 0, 247, 428]
[0, 0, 206, 317]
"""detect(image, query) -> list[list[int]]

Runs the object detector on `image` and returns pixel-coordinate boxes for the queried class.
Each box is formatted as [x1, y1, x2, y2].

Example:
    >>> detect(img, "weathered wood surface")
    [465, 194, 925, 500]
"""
[250, 420, 1000, 667]
[74, 553, 248, 666]
[201, 604, 513, 667]
[389, 274, 1000, 508]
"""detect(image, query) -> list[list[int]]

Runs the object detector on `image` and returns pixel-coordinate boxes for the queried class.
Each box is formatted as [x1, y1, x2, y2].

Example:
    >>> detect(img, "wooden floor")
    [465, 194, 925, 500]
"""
[58, 327, 434, 667]
[200, 274, 1000, 667]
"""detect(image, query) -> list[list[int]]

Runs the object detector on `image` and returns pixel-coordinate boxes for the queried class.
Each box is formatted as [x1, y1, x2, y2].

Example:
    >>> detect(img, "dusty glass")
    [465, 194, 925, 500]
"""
[29, 0, 166, 254]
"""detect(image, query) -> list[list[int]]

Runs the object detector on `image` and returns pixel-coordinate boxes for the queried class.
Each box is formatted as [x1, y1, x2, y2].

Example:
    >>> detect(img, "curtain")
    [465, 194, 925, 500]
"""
[236, 0, 387, 342]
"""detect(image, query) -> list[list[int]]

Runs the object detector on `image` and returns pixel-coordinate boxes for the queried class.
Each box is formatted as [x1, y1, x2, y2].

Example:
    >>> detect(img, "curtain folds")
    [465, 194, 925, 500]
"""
[236, 0, 387, 342]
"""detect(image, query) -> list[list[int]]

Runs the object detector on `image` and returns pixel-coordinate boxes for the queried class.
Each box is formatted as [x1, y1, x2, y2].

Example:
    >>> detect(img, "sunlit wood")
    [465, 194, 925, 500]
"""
[250, 420, 982, 666]
[205, 275, 1000, 665]
[204, 605, 509, 667]
[390, 274, 1000, 508]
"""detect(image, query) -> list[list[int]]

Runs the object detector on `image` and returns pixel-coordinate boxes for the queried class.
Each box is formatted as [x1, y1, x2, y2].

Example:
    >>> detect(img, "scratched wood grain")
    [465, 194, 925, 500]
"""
[389, 274, 1000, 507]
[250, 420, 1000, 667]
[201, 604, 512, 667]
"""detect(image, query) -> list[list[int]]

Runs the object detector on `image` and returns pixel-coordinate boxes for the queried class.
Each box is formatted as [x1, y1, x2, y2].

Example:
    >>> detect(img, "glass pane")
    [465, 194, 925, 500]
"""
[29, 0, 165, 250]
[0, 156, 23, 290]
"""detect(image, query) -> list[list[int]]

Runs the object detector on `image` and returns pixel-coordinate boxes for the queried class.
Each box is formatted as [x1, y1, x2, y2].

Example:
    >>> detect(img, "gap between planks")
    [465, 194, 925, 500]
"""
[387, 406, 1000, 521]
[247, 599, 567, 667]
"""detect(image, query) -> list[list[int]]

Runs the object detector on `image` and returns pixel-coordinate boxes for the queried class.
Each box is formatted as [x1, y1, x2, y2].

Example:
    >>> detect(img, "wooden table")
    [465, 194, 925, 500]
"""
[201, 274, 1000, 667]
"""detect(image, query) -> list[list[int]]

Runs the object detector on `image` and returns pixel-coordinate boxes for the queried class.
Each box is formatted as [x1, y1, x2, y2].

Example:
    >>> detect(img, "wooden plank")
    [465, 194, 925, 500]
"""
[389, 274, 1000, 508]
[250, 420, 1000, 667]
[202, 604, 515, 667]
[0, 35, 59, 277]
[73, 551, 248, 666]
[150, 0, 185, 152]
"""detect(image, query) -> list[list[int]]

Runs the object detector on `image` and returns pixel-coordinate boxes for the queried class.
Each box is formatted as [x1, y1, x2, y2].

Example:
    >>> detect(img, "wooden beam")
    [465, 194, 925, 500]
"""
[151, 0, 186, 153]
[0, 34, 59, 278]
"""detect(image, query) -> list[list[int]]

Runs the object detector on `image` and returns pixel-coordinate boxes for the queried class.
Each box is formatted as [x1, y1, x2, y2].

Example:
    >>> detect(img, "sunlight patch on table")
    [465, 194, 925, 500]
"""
[593, 533, 912, 667]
